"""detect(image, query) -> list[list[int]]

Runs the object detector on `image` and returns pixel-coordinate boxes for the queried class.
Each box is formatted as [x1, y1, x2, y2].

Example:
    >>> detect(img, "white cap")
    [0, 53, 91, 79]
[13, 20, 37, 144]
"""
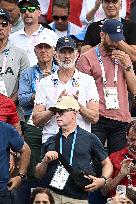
[35, 34, 56, 47]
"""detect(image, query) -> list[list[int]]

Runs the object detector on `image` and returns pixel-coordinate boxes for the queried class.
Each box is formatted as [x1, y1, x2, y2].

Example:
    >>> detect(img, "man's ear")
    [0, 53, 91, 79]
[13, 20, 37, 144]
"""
[100, 31, 105, 39]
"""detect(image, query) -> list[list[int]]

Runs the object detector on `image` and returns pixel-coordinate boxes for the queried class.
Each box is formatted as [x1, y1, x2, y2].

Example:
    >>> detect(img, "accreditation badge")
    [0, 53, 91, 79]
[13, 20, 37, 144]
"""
[103, 87, 119, 109]
[49, 164, 69, 190]
[0, 79, 8, 96]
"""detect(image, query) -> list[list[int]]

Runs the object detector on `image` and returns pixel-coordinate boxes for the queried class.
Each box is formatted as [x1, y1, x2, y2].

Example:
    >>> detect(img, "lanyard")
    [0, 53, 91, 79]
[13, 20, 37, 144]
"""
[52, 22, 71, 37]
[59, 128, 77, 166]
[0, 49, 10, 76]
[95, 46, 118, 86]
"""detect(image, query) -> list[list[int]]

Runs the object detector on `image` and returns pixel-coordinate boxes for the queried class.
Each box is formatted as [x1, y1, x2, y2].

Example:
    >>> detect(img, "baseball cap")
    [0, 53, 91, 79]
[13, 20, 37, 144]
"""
[56, 37, 77, 51]
[49, 95, 80, 112]
[34, 35, 56, 47]
[101, 19, 125, 42]
[0, 8, 10, 22]
[18, 0, 40, 8]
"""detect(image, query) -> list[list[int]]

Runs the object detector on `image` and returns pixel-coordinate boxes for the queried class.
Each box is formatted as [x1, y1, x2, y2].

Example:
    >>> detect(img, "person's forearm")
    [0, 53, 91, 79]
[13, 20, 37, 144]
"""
[11, 91, 18, 103]
[86, 7, 98, 22]
[18, 143, 31, 175]
[101, 161, 113, 179]
[32, 110, 54, 127]
[79, 104, 99, 124]
[118, 41, 136, 62]
[35, 160, 48, 179]
[101, 172, 125, 196]
[14, 122, 22, 136]
[124, 68, 136, 95]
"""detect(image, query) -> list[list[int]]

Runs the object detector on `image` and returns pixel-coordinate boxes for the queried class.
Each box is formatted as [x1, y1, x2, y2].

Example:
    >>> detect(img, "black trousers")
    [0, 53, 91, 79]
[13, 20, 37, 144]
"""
[0, 190, 12, 204]
[91, 116, 129, 154]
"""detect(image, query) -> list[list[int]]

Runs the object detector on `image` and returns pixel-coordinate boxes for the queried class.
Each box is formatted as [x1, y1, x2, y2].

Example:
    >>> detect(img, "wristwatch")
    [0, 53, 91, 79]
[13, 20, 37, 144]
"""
[101, 176, 108, 185]
[17, 173, 27, 181]
[124, 65, 132, 71]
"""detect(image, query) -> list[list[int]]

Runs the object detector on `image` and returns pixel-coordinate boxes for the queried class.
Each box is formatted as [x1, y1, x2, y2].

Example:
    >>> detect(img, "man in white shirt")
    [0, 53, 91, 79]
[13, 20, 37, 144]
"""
[80, 0, 127, 25]
[32, 36, 99, 144]
[9, 0, 58, 66]
[49, 0, 82, 38]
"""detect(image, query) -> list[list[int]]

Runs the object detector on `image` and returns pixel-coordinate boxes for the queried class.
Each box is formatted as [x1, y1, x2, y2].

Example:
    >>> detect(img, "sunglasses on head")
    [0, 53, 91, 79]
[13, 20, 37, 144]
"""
[53, 108, 75, 115]
[52, 15, 68, 21]
[20, 6, 38, 13]
[0, 21, 9, 28]
[103, 0, 119, 3]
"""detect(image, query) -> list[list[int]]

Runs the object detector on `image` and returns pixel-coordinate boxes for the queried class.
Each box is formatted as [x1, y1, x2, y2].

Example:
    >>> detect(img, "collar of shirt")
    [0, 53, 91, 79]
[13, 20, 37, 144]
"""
[35, 63, 57, 75]
[18, 24, 43, 36]
[51, 68, 79, 83]
[1, 40, 12, 53]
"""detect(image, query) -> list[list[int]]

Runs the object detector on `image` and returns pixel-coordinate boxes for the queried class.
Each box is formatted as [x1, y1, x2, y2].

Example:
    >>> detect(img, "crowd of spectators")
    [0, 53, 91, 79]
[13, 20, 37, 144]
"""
[0, 0, 136, 204]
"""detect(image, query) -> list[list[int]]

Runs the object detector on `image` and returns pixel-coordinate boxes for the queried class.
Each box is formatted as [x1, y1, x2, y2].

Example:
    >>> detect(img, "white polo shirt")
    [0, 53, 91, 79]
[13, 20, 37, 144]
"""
[9, 25, 58, 67]
[35, 69, 99, 143]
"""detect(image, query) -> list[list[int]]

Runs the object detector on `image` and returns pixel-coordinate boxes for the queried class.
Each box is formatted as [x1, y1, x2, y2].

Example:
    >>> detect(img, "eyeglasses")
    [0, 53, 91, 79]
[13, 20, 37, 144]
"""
[52, 15, 68, 21]
[103, 0, 119, 3]
[54, 108, 75, 116]
[0, 21, 9, 28]
[20, 6, 38, 13]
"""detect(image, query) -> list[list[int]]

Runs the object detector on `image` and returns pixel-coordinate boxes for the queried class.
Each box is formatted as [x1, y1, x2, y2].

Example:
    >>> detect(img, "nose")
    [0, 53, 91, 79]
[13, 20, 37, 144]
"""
[58, 18, 63, 23]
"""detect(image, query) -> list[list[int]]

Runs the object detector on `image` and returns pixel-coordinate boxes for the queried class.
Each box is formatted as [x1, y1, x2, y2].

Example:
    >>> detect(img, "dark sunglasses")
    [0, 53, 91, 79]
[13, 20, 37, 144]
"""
[103, 0, 119, 3]
[0, 21, 9, 28]
[54, 108, 75, 115]
[52, 15, 68, 21]
[20, 6, 38, 13]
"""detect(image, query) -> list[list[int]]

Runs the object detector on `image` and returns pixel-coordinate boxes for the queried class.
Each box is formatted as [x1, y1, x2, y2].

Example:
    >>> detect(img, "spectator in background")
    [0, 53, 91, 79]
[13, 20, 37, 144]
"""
[49, 0, 82, 38]
[0, 93, 21, 133]
[31, 187, 55, 204]
[80, 0, 127, 26]
[32, 36, 99, 145]
[77, 19, 136, 154]
[10, 0, 58, 67]
[18, 34, 56, 181]
[0, 121, 31, 204]
[84, 0, 136, 63]
[0, 0, 24, 33]
[101, 120, 136, 197]
[45, 0, 83, 27]
[0, 8, 29, 130]
[35, 95, 113, 204]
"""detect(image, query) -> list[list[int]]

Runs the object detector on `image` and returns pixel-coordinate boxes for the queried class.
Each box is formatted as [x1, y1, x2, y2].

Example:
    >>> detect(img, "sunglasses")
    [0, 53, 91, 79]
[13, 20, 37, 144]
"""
[103, 0, 119, 3]
[52, 15, 68, 21]
[20, 6, 38, 13]
[0, 21, 9, 28]
[54, 108, 75, 116]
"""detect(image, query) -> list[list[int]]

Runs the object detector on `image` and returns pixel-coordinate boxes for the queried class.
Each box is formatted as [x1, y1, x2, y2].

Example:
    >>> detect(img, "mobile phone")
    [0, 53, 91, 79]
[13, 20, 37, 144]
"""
[116, 185, 126, 198]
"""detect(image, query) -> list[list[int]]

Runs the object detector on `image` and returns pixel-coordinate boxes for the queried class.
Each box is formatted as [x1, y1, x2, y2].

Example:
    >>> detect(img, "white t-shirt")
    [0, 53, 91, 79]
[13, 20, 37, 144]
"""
[9, 25, 58, 67]
[49, 22, 82, 38]
[34, 69, 99, 143]
[80, 0, 127, 25]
